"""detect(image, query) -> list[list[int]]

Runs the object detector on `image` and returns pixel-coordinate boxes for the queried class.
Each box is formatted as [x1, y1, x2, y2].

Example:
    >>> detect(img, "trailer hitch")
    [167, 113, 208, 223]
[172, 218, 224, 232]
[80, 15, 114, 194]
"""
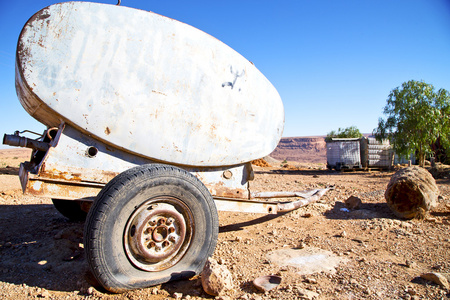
[3, 130, 50, 152]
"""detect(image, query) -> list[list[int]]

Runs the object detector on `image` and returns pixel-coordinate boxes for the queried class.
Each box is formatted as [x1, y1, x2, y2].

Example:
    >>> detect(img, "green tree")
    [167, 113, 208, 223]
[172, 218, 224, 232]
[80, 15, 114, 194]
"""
[373, 80, 450, 166]
[326, 126, 362, 141]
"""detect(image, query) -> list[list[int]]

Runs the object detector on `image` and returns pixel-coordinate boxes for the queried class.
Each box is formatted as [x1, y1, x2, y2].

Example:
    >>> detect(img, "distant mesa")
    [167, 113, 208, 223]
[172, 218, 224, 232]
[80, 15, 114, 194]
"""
[270, 136, 327, 163]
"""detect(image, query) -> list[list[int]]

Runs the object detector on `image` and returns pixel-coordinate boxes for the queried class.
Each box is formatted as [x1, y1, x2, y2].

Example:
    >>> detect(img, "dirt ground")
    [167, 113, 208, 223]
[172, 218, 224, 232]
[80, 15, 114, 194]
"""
[0, 149, 449, 299]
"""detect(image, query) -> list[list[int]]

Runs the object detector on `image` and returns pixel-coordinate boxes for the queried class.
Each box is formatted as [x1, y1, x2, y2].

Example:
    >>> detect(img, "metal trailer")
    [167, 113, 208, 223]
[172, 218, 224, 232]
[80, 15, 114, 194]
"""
[3, 1, 331, 293]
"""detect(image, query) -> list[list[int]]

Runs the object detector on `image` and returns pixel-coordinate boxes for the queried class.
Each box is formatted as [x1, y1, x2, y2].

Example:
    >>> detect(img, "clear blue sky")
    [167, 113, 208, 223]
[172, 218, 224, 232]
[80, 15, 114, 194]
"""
[1, 0, 449, 149]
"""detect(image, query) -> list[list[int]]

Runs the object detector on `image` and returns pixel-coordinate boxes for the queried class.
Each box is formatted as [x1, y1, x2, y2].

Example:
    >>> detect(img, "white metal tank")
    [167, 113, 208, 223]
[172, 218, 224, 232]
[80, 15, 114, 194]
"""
[16, 2, 284, 167]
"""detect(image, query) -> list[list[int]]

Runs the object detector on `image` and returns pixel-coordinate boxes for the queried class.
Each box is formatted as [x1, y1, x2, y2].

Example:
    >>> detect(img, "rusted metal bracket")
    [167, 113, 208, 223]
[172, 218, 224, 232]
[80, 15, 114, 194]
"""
[214, 186, 334, 215]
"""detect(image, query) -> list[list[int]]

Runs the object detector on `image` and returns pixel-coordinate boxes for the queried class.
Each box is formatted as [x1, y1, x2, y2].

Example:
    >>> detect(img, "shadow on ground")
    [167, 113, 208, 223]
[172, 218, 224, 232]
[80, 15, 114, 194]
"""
[0, 167, 20, 176]
[325, 201, 397, 220]
[0, 203, 87, 293]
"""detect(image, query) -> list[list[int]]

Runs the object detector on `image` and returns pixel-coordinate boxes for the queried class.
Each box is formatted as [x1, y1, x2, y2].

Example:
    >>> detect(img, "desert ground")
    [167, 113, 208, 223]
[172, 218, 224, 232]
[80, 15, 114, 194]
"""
[0, 148, 449, 299]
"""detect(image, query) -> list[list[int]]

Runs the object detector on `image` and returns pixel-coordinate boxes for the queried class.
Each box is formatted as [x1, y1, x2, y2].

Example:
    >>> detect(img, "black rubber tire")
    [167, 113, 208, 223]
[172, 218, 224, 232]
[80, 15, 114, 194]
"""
[84, 164, 218, 293]
[52, 199, 88, 221]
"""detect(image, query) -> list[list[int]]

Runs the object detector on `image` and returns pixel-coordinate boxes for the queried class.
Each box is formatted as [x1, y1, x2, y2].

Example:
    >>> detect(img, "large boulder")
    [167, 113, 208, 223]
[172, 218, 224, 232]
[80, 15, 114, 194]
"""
[385, 166, 439, 219]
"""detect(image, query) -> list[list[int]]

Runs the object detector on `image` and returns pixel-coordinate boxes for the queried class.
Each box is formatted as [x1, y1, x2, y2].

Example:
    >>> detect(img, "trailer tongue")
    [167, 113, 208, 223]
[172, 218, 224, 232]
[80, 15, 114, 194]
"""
[4, 1, 331, 293]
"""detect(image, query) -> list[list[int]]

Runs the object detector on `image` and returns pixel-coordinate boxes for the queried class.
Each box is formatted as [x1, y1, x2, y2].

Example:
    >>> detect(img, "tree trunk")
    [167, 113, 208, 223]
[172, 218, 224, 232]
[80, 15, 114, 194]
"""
[385, 166, 439, 219]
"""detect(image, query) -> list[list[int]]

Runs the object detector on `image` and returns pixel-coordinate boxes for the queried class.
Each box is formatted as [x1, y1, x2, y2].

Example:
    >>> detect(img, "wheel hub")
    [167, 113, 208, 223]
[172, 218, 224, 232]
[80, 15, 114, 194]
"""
[124, 199, 191, 271]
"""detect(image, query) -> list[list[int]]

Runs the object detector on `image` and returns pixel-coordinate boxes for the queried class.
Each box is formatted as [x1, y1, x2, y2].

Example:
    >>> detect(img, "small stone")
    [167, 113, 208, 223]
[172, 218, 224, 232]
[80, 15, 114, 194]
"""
[432, 264, 443, 271]
[303, 277, 317, 284]
[405, 260, 417, 268]
[38, 289, 50, 298]
[296, 287, 319, 299]
[406, 288, 417, 295]
[420, 272, 450, 290]
[86, 287, 95, 295]
[173, 292, 183, 299]
[2, 190, 15, 196]
[297, 241, 306, 249]
[345, 196, 362, 209]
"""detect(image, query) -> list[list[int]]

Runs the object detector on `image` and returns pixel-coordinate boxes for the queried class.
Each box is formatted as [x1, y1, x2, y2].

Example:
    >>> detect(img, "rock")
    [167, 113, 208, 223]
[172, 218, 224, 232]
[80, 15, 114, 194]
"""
[86, 287, 95, 295]
[173, 292, 183, 299]
[420, 272, 449, 290]
[405, 260, 417, 268]
[201, 258, 234, 296]
[303, 277, 317, 284]
[296, 287, 319, 299]
[337, 231, 347, 238]
[345, 196, 362, 209]
[38, 289, 50, 298]
[297, 241, 306, 249]
[2, 190, 15, 196]
[385, 166, 439, 219]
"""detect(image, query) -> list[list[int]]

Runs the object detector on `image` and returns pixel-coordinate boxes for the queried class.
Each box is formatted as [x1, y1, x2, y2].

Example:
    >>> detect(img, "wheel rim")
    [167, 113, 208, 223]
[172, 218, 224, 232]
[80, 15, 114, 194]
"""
[124, 196, 193, 271]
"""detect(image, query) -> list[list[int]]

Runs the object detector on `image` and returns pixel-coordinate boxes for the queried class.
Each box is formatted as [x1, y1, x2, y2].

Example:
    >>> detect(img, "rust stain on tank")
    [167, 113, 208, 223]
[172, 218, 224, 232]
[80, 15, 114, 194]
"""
[205, 182, 248, 199]
[39, 170, 83, 182]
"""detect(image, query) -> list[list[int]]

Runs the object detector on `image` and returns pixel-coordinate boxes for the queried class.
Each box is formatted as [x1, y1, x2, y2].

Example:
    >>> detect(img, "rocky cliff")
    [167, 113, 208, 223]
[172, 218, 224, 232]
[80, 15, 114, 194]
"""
[270, 136, 327, 163]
